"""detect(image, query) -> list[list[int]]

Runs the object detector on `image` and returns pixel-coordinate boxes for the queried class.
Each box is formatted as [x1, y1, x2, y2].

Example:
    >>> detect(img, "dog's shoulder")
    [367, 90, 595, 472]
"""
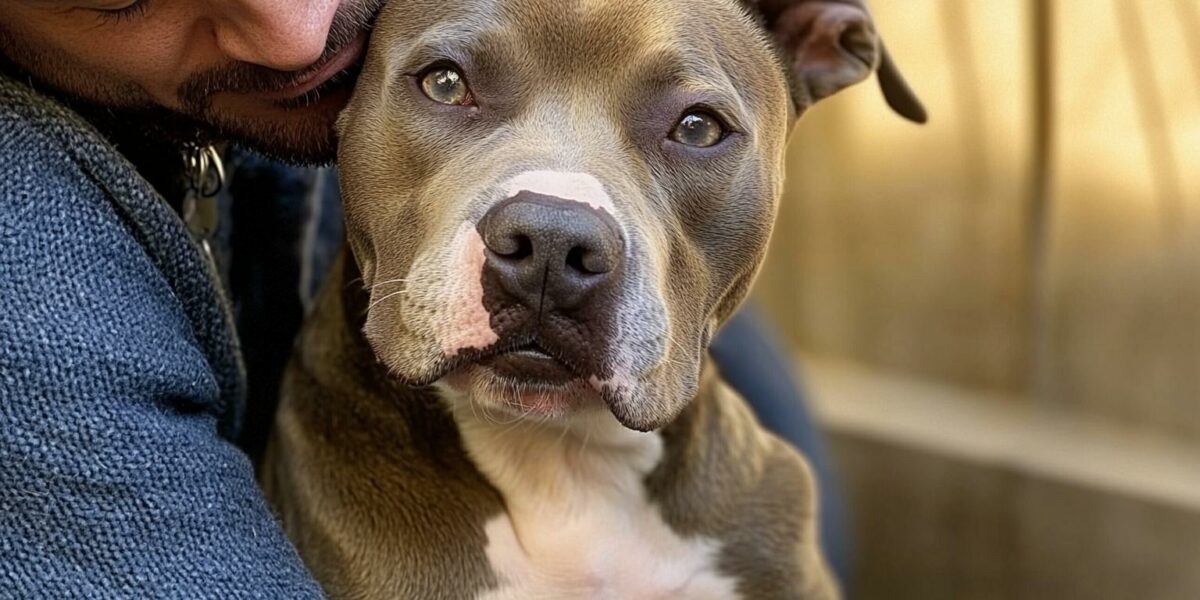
[647, 361, 840, 599]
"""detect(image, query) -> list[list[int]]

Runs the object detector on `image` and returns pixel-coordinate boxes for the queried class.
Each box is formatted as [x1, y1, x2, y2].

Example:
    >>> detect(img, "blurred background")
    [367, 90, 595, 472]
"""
[750, 0, 1200, 598]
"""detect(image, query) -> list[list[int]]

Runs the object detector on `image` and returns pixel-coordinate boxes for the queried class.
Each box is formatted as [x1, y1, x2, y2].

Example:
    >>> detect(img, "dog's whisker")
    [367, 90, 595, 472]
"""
[468, 392, 485, 424]
[579, 426, 592, 460]
[659, 332, 695, 368]
[552, 414, 572, 451]
[366, 277, 409, 291]
[366, 288, 408, 312]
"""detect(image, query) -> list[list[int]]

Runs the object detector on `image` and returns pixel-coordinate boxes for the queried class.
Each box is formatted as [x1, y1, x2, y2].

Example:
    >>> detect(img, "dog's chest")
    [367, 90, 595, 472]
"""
[454, 410, 741, 600]
[478, 497, 737, 600]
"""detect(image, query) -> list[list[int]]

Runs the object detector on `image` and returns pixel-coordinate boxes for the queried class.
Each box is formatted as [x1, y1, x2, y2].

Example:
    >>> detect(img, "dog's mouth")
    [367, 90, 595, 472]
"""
[430, 336, 610, 420]
[476, 341, 578, 386]
[418, 333, 595, 386]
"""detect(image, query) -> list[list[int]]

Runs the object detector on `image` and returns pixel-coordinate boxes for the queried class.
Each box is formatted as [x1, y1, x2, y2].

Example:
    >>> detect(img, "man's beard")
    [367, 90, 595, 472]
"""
[29, 0, 385, 166]
[171, 0, 385, 164]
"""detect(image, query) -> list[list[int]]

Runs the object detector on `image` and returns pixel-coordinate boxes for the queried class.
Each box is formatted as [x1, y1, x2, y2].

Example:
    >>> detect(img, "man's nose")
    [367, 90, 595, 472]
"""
[211, 0, 341, 71]
[479, 192, 625, 313]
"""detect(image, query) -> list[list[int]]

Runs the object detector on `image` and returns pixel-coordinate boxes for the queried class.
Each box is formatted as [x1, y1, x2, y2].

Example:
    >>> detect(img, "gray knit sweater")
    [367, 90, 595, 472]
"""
[0, 74, 322, 597]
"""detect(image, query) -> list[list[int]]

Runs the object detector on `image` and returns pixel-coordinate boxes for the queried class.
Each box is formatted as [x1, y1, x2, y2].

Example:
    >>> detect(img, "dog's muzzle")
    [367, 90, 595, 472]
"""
[474, 192, 626, 380]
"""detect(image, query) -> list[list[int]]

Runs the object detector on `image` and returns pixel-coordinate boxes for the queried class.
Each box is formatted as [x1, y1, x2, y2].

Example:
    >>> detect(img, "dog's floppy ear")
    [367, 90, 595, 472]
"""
[746, 0, 927, 123]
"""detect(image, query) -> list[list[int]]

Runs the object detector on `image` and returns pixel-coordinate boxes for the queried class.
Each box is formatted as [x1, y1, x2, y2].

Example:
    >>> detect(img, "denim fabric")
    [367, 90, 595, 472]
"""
[0, 75, 322, 598]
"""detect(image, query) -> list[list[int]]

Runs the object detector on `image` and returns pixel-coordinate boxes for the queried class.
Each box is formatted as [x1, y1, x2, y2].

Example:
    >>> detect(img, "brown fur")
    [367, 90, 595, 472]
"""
[262, 255, 506, 598]
[262, 254, 836, 598]
[262, 0, 913, 597]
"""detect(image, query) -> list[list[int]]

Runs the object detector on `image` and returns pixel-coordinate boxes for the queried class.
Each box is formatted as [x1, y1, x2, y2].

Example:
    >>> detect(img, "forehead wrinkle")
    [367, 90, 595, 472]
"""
[679, 52, 755, 129]
[494, 0, 675, 77]
[386, 20, 491, 73]
[564, 2, 762, 125]
[377, 0, 507, 71]
[619, 47, 750, 124]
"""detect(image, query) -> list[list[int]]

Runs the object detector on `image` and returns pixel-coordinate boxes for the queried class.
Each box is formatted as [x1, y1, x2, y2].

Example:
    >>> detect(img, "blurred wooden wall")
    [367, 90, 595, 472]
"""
[753, 0, 1200, 437]
[749, 1, 1200, 597]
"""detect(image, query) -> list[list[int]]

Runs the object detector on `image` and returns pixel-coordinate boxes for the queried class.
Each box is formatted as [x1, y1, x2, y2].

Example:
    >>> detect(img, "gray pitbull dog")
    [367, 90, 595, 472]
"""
[262, 0, 921, 598]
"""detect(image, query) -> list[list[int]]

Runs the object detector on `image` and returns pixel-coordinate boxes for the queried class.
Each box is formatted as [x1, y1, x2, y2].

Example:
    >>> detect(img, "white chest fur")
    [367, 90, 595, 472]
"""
[447, 401, 741, 600]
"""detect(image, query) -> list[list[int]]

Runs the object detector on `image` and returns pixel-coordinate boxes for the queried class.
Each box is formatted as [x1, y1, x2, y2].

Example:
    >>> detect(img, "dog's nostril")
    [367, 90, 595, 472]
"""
[510, 235, 533, 260]
[565, 246, 588, 274]
[566, 245, 614, 275]
[493, 234, 534, 259]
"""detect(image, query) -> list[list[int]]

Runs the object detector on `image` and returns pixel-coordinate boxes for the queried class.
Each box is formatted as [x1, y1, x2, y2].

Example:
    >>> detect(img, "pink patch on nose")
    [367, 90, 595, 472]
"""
[440, 222, 499, 356]
[503, 170, 618, 215]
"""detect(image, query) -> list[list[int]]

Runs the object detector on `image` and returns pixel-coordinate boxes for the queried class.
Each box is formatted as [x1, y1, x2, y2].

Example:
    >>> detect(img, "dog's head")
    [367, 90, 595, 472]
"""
[339, 0, 912, 431]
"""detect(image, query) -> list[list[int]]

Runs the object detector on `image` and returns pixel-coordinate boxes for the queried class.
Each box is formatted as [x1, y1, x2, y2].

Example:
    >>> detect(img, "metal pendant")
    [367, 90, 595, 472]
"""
[180, 144, 225, 260]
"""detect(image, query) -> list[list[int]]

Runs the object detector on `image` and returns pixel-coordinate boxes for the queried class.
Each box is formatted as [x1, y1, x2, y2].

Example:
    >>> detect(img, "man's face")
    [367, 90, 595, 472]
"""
[0, 0, 385, 164]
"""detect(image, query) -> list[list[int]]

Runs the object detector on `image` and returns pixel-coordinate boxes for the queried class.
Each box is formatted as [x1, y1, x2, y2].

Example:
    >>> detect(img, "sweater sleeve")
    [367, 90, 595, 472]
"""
[0, 109, 324, 598]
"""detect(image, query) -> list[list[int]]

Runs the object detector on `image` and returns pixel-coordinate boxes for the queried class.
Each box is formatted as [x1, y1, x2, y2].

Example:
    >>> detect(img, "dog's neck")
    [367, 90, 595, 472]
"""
[436, 386, 739, 599]
[439, 387, 664, 514]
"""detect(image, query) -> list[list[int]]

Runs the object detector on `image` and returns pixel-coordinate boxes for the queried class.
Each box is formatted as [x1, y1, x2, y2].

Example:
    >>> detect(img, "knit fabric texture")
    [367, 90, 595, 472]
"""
[0, 75, 322, 598]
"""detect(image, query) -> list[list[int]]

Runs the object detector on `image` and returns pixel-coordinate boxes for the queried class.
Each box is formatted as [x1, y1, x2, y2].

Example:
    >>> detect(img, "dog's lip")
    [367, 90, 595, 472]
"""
[478, 342, 578, 385]
[416, 337, 594, 390]
[504, 344, 554, 360]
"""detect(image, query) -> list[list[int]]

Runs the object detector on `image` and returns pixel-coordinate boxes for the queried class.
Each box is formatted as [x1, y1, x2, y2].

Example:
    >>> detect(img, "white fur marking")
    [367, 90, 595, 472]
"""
[439, 221, 498, 355]
[503, 170, 619, 215]
[447, 403, 740, 600]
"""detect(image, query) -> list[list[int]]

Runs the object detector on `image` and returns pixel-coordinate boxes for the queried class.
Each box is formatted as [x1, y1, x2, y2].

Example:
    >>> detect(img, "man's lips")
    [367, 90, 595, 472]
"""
[257, 32, 368, 102]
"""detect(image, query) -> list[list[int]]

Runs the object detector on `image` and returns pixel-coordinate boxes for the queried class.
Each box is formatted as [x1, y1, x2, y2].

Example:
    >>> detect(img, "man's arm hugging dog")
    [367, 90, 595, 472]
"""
[260, 0, 923, 598]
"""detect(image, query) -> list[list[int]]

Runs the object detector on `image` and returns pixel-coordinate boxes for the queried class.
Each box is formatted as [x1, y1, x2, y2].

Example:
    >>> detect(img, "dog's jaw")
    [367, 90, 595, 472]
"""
[437, 365, 606, 422]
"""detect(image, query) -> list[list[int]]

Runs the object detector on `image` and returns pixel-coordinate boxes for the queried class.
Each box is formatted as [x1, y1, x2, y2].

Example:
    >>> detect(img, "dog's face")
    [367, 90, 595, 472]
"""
[339, 0, 885, 431]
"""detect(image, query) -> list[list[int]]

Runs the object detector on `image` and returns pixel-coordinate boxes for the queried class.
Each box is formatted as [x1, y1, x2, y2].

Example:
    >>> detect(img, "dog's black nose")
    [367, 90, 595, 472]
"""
[479, 192, 624, 311]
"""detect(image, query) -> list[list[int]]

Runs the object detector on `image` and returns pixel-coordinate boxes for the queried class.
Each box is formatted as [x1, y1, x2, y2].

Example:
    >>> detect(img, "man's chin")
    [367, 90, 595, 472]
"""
[200, 87, 351, 166]
[75, 100, 341, 168]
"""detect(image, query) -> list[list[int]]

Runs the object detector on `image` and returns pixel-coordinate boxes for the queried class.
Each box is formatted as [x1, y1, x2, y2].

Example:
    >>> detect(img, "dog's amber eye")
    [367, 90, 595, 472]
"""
[671, 111, 725, 148]
[419, 66, 473, 106]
